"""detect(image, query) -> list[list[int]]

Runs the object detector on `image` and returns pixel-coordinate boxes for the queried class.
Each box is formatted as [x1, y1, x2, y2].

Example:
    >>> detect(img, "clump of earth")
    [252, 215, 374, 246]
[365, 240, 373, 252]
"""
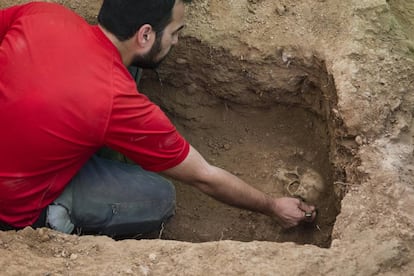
[1, 0, 413, 275]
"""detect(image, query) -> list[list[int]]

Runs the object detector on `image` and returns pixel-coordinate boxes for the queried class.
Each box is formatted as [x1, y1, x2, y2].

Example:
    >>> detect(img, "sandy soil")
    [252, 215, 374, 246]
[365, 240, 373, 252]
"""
[1, 0, 413, 275]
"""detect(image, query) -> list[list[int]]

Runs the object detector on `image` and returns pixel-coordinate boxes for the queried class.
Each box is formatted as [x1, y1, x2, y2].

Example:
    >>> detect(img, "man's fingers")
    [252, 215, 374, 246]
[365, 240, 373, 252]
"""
[298, 200, 317, 222]
[298, 199, 315, 213]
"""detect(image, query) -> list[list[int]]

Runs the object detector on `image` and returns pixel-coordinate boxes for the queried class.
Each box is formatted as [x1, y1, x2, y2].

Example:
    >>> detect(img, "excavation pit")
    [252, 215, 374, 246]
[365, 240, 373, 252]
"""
[139, 38, 349, 248]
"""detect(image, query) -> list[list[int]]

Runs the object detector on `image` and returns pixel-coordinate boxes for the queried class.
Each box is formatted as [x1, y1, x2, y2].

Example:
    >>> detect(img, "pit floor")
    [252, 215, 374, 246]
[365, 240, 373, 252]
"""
[158, 102, 340, 247]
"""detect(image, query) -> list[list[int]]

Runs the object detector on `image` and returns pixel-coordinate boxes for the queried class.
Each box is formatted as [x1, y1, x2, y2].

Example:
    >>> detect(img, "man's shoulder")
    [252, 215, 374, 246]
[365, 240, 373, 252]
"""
[1, 2, 78, 38]
[14, 2, 77, 17]
[4, 1, 86, 30]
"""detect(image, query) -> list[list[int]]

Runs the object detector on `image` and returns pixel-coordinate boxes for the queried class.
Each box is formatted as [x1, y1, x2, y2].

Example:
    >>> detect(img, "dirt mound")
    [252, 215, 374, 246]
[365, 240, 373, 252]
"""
[1, 0, 413, 275]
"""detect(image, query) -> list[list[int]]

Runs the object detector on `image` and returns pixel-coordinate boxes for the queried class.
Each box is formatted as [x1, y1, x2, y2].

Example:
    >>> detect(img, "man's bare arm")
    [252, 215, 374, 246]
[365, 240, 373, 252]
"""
[163, 145, 316, 228]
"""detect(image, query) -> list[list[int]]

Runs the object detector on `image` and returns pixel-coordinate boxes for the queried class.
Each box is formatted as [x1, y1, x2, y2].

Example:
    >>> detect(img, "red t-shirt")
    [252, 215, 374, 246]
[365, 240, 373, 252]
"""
[0, 2, 190, 227]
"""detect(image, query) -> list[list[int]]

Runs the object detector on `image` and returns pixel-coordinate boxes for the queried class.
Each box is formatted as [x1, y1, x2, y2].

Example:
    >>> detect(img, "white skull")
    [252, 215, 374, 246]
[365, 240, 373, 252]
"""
[274, 167, 325, 204]
[291, 168, 325, 204]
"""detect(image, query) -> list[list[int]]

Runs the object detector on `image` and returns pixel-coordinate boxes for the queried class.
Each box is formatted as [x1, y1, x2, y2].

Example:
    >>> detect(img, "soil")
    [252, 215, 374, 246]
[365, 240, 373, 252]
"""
[1, 0, 414, 275]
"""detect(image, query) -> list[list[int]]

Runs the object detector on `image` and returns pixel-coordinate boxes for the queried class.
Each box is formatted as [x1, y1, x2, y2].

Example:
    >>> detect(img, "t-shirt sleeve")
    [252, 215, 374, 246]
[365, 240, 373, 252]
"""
[0, 5, 19, 42]
[104, 79, 190, 172]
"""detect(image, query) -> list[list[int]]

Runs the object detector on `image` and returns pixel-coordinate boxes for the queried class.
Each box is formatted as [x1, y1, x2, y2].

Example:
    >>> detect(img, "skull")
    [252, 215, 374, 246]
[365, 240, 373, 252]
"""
[274, 167, 325, 204]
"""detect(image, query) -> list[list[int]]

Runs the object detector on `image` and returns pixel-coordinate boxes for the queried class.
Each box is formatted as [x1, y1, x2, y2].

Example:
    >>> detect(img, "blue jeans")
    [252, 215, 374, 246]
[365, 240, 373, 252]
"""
[47, 156, 176, 238]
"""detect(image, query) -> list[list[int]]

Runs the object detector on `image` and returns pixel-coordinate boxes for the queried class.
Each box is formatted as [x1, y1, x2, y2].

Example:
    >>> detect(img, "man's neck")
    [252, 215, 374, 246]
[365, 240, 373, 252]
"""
[98, 25, 133, 66]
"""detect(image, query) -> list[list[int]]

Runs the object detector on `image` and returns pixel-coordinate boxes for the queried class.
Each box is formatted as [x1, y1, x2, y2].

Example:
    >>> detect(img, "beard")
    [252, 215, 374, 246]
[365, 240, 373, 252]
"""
[131, 32, 171, 69]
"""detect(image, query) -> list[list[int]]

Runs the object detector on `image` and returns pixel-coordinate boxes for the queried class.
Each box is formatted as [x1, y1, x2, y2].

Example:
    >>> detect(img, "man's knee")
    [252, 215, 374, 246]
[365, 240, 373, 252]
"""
[100, 183, 175, 237]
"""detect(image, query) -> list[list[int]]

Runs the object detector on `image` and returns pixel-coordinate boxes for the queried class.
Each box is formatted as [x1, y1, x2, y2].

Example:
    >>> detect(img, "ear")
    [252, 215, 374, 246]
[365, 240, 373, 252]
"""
[135, 24, 155, 50]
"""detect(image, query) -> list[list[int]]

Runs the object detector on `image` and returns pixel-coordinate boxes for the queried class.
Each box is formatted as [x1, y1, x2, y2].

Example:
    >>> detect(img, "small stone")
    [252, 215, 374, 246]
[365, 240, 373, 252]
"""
[176, 58, 188, 64]
[355, 136, 363, 145]
[275, 4, 286, 15]
[282, 51, 292, 63]
[357, 165, 365, 173]
[149, 253, 157, 262]
[70, 254, 78, 260]
[38, 228, 51, 242]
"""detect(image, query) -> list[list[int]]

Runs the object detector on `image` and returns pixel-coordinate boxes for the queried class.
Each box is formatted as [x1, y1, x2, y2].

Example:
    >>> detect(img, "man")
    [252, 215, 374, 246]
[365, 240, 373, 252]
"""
[0, 0, 316, 237]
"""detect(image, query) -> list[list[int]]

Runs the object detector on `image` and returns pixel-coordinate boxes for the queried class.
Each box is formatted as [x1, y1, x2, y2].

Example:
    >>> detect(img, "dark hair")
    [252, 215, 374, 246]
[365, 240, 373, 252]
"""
[98, 0, 180, 41]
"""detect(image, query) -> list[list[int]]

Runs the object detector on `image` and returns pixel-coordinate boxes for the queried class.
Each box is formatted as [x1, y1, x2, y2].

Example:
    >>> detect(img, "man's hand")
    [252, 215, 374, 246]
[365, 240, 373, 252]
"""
[271, 197, 317, 228]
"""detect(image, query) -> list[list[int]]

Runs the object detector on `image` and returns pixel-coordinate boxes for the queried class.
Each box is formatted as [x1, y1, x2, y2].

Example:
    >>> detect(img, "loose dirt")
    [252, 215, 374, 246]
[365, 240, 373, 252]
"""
[1, 0, 413, 275]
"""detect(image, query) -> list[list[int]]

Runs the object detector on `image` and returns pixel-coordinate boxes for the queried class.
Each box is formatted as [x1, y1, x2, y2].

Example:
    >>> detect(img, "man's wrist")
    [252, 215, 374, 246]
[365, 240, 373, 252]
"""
[263, 195, 279, 217]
